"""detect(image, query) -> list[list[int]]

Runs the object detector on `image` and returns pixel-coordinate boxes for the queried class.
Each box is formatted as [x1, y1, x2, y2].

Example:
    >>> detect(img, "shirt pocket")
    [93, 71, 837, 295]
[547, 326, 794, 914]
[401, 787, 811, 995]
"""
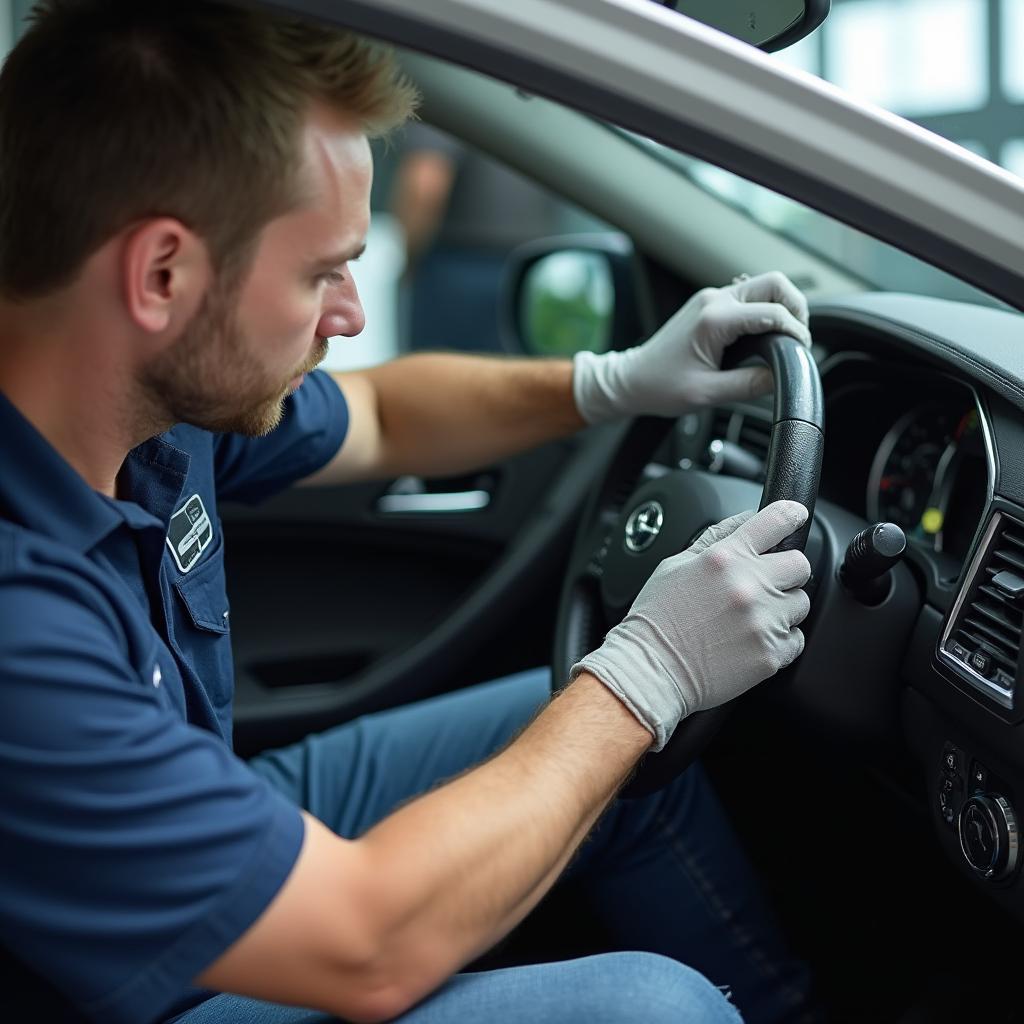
[173, 541, 234, 709]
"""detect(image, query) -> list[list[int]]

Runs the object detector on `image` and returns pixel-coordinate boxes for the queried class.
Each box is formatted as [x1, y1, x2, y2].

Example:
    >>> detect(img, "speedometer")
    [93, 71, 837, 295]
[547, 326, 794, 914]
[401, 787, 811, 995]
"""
[867, 405, 980, 551]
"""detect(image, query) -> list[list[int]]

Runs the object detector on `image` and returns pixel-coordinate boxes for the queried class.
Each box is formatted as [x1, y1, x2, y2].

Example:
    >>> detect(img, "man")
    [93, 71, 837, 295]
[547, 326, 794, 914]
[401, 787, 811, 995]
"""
[0, 3, 816, 1023]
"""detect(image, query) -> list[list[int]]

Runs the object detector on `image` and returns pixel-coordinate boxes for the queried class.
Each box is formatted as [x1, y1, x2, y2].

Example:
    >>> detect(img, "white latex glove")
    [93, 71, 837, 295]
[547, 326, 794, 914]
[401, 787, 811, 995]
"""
[572, 271, 811, 425]
[570, 501, 811, 750]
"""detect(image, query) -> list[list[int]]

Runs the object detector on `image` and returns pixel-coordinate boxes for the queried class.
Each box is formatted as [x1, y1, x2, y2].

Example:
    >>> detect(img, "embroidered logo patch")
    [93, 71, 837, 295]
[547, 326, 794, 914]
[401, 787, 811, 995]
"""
[166, 494, 213, 573]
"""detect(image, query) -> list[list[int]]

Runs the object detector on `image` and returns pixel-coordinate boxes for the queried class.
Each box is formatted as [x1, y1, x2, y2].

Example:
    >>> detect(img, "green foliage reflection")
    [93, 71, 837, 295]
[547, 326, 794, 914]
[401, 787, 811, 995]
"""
[520, 251, 614, 357]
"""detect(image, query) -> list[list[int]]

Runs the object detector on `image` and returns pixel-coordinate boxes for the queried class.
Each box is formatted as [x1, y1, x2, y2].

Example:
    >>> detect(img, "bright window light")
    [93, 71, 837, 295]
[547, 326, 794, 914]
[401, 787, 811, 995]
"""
[956, 139, 988, 158]
[1003, 0, 1024, 102]
[825, 0, 988, 117]
[1001, 140, 1024, 179]
[775, 34, 820, 76]
[320, 214, 404, 371]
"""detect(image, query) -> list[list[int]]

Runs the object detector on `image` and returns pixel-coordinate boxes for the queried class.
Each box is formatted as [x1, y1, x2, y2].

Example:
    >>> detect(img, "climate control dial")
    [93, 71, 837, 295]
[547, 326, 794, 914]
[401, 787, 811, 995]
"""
[958, 794, 1019, 881]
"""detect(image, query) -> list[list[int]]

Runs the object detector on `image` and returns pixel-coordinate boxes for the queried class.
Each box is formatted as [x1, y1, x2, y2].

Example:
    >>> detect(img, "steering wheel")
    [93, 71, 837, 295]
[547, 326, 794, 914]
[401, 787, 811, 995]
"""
[551, 333, 824, 798]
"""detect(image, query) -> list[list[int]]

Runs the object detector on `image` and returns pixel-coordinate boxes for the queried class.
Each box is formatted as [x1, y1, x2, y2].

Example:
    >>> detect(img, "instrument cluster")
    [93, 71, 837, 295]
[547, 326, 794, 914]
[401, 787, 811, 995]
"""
[866, 404, 989, 562]
[818, 356, 991, 567]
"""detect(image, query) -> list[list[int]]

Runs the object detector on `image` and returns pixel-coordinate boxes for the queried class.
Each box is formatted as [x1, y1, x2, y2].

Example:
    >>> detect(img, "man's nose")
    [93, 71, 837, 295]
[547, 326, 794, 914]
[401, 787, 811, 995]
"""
[318, 273, 365, 339]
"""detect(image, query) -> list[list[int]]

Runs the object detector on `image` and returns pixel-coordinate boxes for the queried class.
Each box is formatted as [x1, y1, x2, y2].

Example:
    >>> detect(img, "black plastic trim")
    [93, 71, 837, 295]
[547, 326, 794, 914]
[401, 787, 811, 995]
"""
[652, 0, 830, 53]
[767, 0, 830, 53]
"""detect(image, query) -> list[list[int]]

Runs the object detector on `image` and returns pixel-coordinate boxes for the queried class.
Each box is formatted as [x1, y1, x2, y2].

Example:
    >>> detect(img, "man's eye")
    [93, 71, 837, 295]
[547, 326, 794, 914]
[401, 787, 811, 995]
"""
[318, 270, 345, 285]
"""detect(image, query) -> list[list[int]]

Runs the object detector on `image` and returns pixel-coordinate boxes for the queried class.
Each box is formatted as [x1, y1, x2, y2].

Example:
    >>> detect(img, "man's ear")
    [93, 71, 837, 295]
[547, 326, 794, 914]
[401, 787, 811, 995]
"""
[121, 218, 210, 336]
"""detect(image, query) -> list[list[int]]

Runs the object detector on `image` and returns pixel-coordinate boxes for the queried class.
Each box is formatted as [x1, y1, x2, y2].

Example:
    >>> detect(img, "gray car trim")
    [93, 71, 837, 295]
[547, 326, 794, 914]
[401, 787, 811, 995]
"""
[812, 295, 1024, 417]
[938, 513, 1016, 711]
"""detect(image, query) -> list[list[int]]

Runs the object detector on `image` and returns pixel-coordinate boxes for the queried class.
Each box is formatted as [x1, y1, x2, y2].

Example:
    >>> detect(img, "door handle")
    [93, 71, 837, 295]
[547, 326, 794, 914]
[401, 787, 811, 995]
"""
[376, 475, 492, 514]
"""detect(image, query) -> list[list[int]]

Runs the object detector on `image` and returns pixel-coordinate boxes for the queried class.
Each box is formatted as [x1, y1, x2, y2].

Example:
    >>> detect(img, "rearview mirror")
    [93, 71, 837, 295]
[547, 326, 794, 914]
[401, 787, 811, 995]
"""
[656, 0, 830, 52]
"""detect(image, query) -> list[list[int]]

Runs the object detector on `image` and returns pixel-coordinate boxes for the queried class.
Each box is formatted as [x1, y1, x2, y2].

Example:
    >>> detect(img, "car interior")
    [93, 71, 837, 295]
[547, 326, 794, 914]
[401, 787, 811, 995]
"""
[4, 0, 1024, 1021]
[0, 0, 1002, 1020]
[205, 15, 1024, 1017]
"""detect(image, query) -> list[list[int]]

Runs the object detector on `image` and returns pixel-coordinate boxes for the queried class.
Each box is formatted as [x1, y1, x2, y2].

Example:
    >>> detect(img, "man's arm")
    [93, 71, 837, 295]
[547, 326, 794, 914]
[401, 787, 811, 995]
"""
[196, 673, 649, 1023]
[302, 271, 812, 487]
[391, 148, 457, 272]
[197, 501, 811, 1021]
[302, 354, 585, 485]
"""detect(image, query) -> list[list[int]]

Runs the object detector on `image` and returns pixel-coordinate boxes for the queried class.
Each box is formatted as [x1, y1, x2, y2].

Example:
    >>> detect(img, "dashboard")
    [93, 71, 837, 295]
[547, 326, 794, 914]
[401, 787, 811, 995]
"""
[695, 353, 992, 574]
[815, 355, 991, 570]
[680, 291, 1024, 929]
[866, 405, 986, 559]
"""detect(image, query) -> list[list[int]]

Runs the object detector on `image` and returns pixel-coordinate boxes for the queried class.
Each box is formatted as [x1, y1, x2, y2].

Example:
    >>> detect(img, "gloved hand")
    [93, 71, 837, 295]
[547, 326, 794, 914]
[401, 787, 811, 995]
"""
[572, 271, 811, 425]
[570, 500, 812, 750]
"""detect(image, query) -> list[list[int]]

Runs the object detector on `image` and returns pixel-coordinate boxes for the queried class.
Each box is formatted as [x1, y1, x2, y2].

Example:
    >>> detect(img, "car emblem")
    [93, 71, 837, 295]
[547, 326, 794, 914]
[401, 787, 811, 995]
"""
[624, 500, 664, 554]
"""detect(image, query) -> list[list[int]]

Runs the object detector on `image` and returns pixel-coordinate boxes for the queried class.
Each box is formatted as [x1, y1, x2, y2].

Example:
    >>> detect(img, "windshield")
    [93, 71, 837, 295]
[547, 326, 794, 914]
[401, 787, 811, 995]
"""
[666, 0, 1021, 309]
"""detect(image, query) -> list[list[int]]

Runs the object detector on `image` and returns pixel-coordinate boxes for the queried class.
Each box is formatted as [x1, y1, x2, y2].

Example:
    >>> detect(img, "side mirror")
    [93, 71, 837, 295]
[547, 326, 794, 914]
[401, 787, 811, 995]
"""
[657, 0, 830, 52]
[501, 234, 649, 358]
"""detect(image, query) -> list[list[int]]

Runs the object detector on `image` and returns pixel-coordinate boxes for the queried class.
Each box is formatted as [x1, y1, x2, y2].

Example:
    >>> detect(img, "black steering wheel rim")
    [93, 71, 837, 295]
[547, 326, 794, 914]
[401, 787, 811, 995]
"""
[552, 333, 824, 798]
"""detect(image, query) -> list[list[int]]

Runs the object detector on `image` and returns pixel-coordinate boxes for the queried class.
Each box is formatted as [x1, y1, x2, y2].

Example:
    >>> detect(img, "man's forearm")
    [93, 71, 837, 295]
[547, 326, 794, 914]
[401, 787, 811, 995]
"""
[195, 673, 651, 1021]
[333, 352, 586, 482]
[350, 672, 650, 1012]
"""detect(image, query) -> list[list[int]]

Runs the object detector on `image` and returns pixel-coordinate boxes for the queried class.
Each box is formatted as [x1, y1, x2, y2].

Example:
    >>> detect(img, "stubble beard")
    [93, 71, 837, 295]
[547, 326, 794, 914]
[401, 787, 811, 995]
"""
[140, 281, 329, 438]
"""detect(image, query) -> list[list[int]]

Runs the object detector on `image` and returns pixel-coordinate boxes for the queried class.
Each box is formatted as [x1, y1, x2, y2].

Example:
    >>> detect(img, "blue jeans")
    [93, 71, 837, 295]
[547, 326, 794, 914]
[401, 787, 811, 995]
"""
[177, 670, 816, 1023]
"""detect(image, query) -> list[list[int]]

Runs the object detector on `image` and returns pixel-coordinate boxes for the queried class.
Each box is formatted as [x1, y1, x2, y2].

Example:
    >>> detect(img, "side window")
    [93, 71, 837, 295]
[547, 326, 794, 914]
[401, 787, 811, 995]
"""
[319, 125, 611, 374]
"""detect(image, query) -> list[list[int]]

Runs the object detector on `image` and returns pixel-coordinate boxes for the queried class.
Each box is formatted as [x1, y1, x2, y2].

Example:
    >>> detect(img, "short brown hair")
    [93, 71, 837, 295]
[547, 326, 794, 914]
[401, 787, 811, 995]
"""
[0, 0, 418, 299]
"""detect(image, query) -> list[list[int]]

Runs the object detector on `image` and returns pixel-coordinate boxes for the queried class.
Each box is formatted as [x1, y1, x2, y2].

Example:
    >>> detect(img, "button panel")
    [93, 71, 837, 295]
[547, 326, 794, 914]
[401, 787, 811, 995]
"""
[969, 650, 994, 678]
[944, 639, 1012, 690]
[939, 775, 962, 828]
[938, 739, 1020, 883]
[949, 641, 970, 663]
[939, 743, 965, 828]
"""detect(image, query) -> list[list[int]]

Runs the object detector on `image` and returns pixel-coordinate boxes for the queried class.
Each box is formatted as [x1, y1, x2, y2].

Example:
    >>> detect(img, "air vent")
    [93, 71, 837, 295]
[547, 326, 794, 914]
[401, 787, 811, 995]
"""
[941, 513, 1024, 709]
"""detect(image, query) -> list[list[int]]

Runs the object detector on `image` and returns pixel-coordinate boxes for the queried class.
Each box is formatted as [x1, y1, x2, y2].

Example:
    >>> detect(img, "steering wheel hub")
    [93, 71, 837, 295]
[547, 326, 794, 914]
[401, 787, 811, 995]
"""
[624, 500, 664, 553]
[601, 472, 765, 619]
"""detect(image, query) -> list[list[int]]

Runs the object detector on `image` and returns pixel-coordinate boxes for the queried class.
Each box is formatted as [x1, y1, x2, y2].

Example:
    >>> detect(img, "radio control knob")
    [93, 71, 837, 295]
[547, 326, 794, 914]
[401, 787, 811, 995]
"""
[959, 794, 1019, 880]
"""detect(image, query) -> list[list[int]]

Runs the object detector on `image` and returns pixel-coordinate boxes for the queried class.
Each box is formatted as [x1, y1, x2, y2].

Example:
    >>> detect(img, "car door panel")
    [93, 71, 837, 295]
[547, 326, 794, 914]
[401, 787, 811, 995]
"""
[223, 437, 587, 754]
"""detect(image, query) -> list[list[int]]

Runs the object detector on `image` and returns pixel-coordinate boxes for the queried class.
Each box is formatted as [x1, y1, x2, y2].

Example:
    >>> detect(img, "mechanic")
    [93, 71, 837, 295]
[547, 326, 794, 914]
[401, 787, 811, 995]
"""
[0, 3, 817, 1024]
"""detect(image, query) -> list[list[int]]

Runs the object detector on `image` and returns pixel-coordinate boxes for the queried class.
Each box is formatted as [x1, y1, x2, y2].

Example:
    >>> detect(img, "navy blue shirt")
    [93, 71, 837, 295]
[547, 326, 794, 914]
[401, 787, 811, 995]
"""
[0, 371, 349, 1023]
